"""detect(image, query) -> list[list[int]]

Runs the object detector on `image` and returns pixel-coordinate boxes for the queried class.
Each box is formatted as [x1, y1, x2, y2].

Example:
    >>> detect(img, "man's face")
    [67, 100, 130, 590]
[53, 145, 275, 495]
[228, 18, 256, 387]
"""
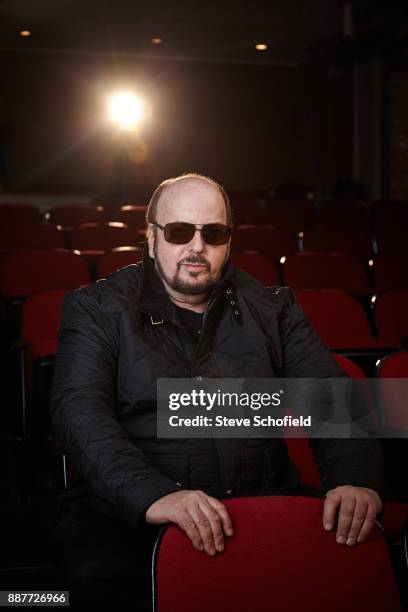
[148, 178, 230, 298]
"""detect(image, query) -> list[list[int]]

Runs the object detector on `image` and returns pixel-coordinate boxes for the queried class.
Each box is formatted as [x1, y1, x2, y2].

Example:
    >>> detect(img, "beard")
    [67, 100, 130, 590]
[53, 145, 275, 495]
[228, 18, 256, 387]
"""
[153, 242, 228, 296]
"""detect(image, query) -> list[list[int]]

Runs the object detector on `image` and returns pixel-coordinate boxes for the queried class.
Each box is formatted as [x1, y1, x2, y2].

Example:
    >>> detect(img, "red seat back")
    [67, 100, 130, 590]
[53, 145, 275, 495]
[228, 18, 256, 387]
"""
[230, 251, 280, 285]
[377, 351, 408, 429]
[286, 354, 368, 489]
[375, 229, 407, 255]
[97, 247, 142, 279]
[48, 205, 104, 228]
[116, 205, 148, 228]
[375, 291, 408, 347]
[231, 225, 297, 259]
[264, 198, 316, 232]
[21, 289, 68, 359]
[302, 226, 372, 258]
[284, 252, 372, 293]
[373, 255, 408, 292]
[154, 496, 401, 612]
[21, 289, 68, 383]
[0, 203, 42, 225]
[295, 289, 384, 349]
[0, 249, 90, 299]
[70, 222, 140, 251]
[315, 200, 370, 231]
[0, 223, 65, 252]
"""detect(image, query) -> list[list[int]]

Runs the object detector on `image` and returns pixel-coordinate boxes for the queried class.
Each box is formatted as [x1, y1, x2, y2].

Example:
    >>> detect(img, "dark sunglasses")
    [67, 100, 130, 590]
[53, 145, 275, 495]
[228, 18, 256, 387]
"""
[151, 222, 232, 245]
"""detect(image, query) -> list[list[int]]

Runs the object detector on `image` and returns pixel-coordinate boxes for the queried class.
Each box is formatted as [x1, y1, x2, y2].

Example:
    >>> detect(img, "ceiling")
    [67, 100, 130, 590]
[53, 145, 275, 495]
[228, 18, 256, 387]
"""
[0, 0, 346, 66]
[0, 1, 405, 67]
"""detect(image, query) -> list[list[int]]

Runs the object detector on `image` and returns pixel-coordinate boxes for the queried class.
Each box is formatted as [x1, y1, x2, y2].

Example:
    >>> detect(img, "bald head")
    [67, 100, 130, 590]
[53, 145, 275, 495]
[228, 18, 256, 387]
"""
[146, 173, 232, 228]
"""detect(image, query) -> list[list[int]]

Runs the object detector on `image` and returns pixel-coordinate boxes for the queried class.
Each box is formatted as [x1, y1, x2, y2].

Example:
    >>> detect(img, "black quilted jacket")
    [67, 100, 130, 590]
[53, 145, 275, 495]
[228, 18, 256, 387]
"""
[49, 248, 385, 529]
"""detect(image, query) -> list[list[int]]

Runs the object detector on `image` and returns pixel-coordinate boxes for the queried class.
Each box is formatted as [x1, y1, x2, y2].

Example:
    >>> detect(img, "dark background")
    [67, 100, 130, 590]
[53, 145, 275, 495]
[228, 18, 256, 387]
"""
[0, 0, 406, 200]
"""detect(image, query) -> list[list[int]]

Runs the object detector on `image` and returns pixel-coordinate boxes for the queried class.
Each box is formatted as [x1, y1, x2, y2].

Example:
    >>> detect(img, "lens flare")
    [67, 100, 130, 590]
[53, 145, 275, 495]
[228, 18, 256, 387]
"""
[109, 92, 145, 131]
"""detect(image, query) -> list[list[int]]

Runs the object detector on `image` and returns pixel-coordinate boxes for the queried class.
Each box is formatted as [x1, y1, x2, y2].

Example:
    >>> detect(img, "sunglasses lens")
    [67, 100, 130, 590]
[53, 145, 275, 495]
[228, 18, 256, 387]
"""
[202, 224, 232, 245]
[163, 222, 232, 245]
[164, 223, 195, 244]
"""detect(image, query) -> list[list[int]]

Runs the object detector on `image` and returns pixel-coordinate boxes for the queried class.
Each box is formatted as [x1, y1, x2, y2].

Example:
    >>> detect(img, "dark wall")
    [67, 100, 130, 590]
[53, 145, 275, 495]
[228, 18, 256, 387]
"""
[0, 50, 341, 196]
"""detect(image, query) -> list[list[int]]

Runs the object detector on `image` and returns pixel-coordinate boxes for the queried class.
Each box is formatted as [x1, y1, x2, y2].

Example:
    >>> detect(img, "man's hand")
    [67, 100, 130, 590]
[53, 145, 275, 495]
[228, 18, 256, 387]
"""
[323, 485, 382, 545]
[145, 490, 234, 556]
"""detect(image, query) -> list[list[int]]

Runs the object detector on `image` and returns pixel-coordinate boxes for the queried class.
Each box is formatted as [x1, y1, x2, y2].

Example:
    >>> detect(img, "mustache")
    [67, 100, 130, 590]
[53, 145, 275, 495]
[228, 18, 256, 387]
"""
[178, 256, 210, 269]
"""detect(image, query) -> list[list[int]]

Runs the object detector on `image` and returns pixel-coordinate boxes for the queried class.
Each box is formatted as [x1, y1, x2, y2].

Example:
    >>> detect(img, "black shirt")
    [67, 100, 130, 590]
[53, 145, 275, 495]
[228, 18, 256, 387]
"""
[175, 305, 204, 344]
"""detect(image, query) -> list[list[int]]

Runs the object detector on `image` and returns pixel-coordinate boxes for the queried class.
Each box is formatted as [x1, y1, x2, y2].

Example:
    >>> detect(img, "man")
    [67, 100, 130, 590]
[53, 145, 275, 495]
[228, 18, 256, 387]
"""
[50, 173, 385, 608]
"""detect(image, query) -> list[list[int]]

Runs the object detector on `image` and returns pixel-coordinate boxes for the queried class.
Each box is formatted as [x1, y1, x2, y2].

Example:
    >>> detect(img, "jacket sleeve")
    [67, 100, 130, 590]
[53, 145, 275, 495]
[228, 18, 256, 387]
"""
[49, 289, 182, 528]
[276, 287, 387, 500]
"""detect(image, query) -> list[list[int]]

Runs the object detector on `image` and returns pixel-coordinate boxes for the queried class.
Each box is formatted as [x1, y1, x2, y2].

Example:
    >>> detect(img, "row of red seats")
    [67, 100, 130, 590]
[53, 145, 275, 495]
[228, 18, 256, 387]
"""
[1, 249, 407, 304]
[226, 191, 408, 228]
[2, 198, 407, 233]
[0, 220, 405, 259]
[231, 224, 404, 257]
[231, 251, 408, 293]
[1, 198, 407, 238]
[0, 249, 406, 349]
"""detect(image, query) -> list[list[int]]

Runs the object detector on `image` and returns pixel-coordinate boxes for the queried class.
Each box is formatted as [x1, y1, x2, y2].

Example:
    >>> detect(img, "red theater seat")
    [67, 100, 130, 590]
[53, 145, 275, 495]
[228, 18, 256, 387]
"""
[373, 201, 408, 232]
[116, 205, 148, 228]
[374, 291, 408, 348]
[373, 255, 408, 292]
[97, 246, 142, 279]
[48, 205, 104, 228]
[0, 249, 90, 299]
[377, 351, 408, 378]
[265, 198, 316, 232]
[302, 226, 373, 259]
[284, 252, 372, 294]
[375, 230, 406, 255]
[154, 496, 401, 612]
[21, 288, 67, 361]
[376, 351, 408, 430]
[0, 203, 42, 225]
[70, 222, 141, 251]
[0, 223, 65, 253]
[18, 289, 70, 488]
[230, 251, 280, 285]
[315, 200, 370, 232]
[20, 289, 68, 387]
[231, 225, 297, 259]
[286, 354, 367, 490]
[295, 289, 386, 349]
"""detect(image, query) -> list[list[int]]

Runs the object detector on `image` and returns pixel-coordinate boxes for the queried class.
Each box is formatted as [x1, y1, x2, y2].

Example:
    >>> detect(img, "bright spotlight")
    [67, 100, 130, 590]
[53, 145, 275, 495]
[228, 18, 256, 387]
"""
[109, 92, 146, 131]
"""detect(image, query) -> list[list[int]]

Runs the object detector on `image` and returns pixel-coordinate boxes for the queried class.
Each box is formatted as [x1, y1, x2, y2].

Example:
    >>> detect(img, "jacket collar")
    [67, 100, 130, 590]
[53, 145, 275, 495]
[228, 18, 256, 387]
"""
[139, 243, 236, 322]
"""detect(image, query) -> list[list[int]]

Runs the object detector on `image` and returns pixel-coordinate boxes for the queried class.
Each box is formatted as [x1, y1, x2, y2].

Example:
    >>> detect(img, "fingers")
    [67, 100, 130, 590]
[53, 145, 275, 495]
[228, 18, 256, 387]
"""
[207, 497, 234, 537]
[172, 491, 233, 556]
[178, 509, 205, 552]
[323, 486, 381, 546]
[335, 495, 356, 544]
[188, 503, 221, 555]
[323, 489, 341, 531]
[343, 498, 370, 545]
[356, 504, 377, 544]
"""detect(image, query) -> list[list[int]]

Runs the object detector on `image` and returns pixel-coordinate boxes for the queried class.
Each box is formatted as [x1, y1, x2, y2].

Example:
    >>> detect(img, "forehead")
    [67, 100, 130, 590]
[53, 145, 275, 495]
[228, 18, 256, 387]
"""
[157, 178, 227, 224]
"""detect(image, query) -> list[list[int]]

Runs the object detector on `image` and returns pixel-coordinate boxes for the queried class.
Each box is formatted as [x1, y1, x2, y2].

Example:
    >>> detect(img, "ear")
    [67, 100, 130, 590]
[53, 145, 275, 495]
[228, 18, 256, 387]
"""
[147, 225, 155, 258]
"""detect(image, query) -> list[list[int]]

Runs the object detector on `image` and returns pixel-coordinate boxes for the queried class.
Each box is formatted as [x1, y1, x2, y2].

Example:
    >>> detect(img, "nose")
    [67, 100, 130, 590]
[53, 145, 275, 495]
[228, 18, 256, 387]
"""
[189, 228, 205, 253]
